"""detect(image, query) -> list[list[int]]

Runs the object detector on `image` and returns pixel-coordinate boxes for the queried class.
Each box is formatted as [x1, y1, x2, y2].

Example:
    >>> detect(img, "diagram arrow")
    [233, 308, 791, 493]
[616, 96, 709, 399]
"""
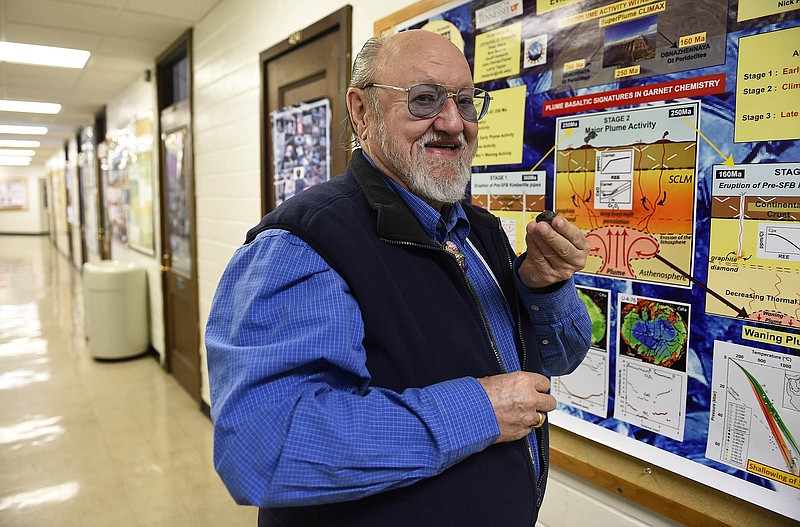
[653, 253, 748, 317]
[658, 31, 678, 48]
[682, 116, 735, 166]
[530, 129, 573, 172]
[658, 191, 667, 206]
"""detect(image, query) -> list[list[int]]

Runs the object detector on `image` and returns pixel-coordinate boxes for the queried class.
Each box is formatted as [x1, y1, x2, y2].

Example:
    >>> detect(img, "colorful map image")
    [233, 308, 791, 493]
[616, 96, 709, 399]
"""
[577, 286, 610, 351]
[707, 342, 800, 492]
[552, 286, 611, 418]
[555, 102, 699, 287]
[707, 163, 800, 329]
[614, 294, 690, 440]
[618, 294, 689, 371]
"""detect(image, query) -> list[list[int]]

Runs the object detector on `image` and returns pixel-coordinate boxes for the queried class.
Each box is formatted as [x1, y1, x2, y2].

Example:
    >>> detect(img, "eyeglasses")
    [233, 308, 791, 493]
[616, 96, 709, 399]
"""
[364, 83, 492, 122]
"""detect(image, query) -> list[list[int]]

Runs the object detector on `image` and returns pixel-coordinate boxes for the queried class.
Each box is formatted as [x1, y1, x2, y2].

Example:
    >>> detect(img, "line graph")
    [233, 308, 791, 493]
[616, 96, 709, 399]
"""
[707, 342, 800, 489]
[552, 349, 609, 418]
[614, 356, 687, 440]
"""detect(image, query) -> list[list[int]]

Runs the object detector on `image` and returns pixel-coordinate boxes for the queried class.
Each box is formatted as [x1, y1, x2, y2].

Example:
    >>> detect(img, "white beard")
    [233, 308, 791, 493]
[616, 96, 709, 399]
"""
[375, 114, 476, 205]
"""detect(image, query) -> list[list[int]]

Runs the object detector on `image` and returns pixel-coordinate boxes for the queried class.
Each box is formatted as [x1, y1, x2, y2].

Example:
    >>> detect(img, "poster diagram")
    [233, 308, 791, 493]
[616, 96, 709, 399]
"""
[707, 163, 800, 328]
[707, 342, 800, 492]
[394, 1, 800, 519]
[595, 149, 634, 210]
[555, 102, 699, 287]
[552, 286, 610, 418]
[614, 294, 689, 440]
[471, 170, 546, 255]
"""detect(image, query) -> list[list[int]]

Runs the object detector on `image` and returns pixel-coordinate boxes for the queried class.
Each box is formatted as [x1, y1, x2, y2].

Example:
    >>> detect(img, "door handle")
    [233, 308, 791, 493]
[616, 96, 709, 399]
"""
[160, 264, 171, 272]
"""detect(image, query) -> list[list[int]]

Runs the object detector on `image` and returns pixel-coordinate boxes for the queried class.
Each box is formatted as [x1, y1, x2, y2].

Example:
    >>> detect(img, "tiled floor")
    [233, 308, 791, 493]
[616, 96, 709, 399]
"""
[0, 235, 256, 526]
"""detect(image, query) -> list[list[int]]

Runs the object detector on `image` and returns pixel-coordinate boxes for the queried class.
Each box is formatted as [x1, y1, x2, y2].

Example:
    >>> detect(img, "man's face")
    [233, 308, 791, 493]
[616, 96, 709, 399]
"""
[359, 33, 479, 207]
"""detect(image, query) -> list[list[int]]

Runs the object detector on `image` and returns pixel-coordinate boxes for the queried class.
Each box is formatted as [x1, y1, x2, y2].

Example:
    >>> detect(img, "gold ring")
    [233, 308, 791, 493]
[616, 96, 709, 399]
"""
[531, 412, 546, 429]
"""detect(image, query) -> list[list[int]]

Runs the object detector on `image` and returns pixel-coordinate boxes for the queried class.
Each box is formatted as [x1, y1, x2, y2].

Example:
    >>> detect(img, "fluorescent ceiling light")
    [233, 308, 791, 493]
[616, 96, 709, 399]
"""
[0, 140, 40, 148]
[0, 125, 48, 135]
[0, 156, 32, 166]
[0, 42, 90, 69]
[0, 100, 61, 114]
[0, 149, 36, 157]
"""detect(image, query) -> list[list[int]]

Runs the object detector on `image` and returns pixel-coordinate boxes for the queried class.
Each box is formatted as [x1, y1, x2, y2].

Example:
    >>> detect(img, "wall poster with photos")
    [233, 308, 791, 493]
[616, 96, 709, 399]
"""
[270, 98, 332, 207]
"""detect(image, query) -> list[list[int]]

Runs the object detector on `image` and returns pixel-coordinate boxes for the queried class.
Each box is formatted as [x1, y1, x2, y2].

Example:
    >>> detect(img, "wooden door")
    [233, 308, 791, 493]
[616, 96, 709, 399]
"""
[260, 6, 352, 213]
[157, 30, 200, 402]
[159, 101, 200, 401]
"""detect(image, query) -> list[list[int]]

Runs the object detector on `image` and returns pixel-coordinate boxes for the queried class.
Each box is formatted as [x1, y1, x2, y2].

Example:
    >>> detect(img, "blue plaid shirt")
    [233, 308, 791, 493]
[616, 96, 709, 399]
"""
[206, 169, 591, 508]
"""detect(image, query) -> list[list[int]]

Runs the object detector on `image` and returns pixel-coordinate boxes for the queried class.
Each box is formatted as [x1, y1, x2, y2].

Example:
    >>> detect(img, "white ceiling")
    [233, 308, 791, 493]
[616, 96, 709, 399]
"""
[0, 0, 223, 164]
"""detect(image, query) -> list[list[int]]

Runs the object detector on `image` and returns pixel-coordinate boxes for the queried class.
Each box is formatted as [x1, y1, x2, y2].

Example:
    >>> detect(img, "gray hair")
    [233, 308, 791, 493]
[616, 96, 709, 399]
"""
[349, 36, 387, 89]
[343, 36, 388, 148]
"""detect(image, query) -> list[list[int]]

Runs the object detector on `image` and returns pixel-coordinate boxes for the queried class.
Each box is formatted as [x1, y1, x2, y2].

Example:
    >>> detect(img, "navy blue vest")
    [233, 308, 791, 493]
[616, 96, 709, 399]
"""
[248, 150, 548, 527]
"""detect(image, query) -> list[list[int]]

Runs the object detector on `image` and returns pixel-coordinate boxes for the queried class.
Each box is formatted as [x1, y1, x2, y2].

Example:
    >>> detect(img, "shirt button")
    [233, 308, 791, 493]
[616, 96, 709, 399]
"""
[530, 305, 540, 311]
[542, 339, 549, 345]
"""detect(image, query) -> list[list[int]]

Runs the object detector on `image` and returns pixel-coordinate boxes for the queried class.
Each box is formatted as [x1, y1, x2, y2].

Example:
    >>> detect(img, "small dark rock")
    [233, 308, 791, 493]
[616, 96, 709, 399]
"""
[536, 210, 557, 224]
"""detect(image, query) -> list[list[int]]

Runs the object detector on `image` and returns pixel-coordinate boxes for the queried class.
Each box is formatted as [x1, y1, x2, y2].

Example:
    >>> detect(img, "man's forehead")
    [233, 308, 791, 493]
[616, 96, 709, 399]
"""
[378, 32, 471, 85]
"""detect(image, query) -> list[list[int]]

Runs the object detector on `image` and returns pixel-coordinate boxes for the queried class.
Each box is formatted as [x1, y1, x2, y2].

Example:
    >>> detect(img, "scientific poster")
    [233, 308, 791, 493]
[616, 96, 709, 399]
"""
[396, 0, 800, 520]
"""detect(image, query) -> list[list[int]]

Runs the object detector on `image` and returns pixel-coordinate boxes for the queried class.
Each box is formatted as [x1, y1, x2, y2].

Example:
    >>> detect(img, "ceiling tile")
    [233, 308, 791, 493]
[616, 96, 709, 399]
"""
[0, 0, 224, 146]
[1, 64, 84, 93]
[107, 11, 190, 42]
[3, 22, 103, 51]
[4, 0, 117, 34]
[121, 0, 222, 23]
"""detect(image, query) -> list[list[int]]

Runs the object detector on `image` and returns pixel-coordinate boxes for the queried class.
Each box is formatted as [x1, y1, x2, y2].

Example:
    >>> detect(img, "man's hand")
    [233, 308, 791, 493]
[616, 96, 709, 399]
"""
[477, 371, 557, 443]
[518, 214, 589, 290]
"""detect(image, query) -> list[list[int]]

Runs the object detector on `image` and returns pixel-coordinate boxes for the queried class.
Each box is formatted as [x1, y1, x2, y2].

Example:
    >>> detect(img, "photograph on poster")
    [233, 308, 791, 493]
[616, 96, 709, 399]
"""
[601, 14, 658, 68]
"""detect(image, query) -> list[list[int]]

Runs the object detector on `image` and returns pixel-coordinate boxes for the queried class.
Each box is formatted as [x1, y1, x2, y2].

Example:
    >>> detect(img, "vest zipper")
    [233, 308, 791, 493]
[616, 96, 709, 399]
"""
[381, 238, 506, 371]
[495, 221, 548, 515]
[383, 235, 545, 518]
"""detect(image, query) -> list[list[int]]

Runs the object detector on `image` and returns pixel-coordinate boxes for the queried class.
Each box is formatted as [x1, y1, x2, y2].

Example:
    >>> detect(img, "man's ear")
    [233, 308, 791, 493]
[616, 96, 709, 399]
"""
[346, 88, 369, 141]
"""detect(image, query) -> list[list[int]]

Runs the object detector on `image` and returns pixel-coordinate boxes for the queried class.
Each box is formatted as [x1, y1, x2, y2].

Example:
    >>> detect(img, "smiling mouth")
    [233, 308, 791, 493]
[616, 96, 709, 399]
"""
[426, 143, 459, 151]
[420, 131, 467, 154]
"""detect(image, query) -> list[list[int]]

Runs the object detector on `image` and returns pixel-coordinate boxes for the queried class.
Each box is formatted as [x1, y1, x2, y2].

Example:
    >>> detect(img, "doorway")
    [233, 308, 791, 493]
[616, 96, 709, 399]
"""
[157, 31, 201, 402]
[260, 6, 352, 213]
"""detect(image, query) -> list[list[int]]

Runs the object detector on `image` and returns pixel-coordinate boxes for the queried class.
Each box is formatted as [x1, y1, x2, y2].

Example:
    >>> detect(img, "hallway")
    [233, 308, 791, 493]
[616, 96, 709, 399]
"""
[0, 235, 255, 526]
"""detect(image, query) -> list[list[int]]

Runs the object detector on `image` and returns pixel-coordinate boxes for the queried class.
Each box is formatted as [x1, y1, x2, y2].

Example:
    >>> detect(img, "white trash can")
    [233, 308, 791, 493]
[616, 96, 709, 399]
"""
[83, 261, 148, 360]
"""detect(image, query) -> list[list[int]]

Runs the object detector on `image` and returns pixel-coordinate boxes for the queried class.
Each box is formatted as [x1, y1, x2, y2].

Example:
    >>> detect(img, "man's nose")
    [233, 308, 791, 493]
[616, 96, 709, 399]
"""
[433, 96, 466, 133]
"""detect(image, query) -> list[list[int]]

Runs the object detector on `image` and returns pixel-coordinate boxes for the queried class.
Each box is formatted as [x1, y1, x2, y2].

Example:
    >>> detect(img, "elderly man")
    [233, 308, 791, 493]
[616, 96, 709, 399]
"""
[206, 30, 592, 527]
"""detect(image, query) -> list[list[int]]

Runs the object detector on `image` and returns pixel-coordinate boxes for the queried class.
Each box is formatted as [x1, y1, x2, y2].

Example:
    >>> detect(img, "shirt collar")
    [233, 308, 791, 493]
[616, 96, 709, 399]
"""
[361, 150, 470, 245]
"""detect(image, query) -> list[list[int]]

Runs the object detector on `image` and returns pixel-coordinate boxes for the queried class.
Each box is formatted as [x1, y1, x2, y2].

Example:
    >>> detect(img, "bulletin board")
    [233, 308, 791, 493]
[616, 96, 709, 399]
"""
[104, 116, 155, 255]
[0, 178, 27, 210]
[376, 1, 799, 523]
